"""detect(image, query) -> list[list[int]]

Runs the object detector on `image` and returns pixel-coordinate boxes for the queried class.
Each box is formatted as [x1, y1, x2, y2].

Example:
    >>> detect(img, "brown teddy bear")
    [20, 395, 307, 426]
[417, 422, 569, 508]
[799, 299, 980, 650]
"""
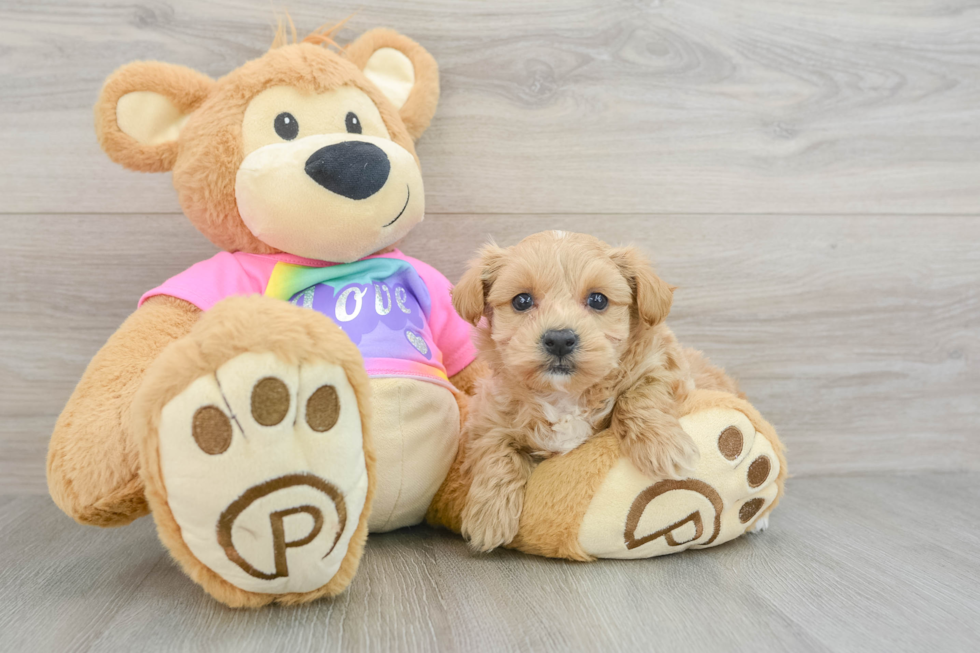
[47, 24, 786, 609]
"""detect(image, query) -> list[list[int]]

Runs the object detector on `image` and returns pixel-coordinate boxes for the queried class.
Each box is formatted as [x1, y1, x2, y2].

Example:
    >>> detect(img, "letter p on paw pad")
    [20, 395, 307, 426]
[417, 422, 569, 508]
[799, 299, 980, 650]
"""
[136, 345, 374, 607]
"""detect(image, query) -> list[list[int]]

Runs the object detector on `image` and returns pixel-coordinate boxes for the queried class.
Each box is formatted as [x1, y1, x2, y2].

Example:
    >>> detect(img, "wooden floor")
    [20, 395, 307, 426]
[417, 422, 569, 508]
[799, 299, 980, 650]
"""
[2, 473, 977, 652]
[1, 0, 979, 651]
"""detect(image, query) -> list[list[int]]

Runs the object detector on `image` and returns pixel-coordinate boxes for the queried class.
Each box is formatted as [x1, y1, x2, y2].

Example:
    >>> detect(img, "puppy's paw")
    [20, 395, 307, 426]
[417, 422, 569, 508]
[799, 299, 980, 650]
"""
[747, 515, 769, 534]
[461, 490, 522, 553]
[625, 425, 700, 480]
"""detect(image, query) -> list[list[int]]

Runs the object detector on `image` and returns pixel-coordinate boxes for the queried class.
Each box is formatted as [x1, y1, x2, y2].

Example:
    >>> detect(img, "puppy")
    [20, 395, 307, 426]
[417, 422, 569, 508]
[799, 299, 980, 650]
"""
[452, 231, 739, 552]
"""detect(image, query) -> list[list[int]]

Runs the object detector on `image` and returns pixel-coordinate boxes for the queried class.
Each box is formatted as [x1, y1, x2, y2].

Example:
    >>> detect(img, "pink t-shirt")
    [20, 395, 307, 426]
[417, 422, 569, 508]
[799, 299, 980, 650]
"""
[140, 250, 477, 390]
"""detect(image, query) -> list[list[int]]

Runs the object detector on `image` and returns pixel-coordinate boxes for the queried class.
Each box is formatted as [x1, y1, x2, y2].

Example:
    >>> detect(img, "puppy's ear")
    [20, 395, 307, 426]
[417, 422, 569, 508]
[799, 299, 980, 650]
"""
[453, 243, 507, 325]
[344, 28, 439, 141]
[610, 246, 674, 327]
[95, 62, 214, 172]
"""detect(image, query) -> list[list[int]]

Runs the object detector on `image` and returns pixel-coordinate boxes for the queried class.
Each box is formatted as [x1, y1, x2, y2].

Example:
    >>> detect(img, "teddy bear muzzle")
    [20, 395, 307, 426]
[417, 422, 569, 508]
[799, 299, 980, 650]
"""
[235, 133, 424, 263]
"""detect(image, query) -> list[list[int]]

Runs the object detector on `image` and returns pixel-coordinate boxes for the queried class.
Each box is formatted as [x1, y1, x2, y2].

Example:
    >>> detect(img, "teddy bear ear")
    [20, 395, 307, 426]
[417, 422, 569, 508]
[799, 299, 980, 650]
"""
[94, 61, 214, 173]
[343, 28, 440, 141]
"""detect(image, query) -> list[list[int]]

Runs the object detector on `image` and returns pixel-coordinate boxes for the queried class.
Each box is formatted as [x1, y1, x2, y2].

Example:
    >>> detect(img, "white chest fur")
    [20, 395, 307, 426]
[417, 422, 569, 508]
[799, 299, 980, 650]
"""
[532, 393, 595, 456]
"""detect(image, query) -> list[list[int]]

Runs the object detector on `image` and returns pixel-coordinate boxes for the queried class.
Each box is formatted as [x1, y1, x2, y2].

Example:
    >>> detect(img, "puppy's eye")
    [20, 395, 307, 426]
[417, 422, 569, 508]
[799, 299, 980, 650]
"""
[274, 112, 299, 140]
[587, 292, 608, 311]
[345, 112, 362, 134]
[511, 293, 534, 312]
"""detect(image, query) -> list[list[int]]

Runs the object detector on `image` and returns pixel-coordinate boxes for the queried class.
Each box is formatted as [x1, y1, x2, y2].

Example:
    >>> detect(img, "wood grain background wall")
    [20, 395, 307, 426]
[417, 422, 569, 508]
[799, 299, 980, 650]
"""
[1, 0, 978, 494]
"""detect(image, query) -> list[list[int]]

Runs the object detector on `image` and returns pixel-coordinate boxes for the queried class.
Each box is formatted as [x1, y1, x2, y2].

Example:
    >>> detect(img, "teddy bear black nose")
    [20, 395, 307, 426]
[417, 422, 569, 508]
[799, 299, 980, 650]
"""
[304, 141, 391, 200]
[542, 329, 578, 358]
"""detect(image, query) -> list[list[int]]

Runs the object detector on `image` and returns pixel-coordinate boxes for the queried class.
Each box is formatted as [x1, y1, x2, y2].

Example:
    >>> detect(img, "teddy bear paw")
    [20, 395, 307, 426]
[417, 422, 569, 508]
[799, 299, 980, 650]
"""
[153, 351, 369, 595]
[577, 403, 781, 559]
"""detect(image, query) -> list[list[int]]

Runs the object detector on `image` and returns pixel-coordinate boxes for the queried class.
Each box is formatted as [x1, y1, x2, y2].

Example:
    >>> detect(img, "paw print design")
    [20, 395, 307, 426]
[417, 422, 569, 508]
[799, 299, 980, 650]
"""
[155, 352, 369, 594]
[578, 404, 781, 558]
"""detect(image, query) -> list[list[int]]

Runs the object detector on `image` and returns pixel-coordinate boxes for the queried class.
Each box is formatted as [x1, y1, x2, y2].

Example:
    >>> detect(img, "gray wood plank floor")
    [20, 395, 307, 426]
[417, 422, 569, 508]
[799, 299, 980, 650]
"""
[1, 473, 977, 652]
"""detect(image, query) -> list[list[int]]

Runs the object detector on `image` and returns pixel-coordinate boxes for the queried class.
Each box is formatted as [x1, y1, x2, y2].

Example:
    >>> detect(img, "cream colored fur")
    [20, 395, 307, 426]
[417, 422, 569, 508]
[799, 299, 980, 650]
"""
[451, 232, 734, 551]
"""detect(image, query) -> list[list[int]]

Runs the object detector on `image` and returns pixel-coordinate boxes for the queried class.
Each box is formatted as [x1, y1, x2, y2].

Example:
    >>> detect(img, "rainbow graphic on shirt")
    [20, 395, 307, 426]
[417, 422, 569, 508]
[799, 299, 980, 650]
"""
[264, 258, 450, 387]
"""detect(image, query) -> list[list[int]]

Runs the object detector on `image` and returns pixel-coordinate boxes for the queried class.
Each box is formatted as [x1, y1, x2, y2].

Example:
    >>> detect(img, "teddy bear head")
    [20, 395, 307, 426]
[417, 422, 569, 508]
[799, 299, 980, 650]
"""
[94, 27, 439, 263]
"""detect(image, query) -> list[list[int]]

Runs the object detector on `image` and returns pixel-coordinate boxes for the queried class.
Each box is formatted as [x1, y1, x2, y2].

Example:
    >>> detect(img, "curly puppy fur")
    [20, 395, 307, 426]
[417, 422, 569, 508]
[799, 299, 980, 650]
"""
[452, 231, 739, 552]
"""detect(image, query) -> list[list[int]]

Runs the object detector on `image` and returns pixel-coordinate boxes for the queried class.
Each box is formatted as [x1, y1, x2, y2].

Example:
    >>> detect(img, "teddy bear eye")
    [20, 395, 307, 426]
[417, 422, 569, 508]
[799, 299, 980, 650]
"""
[274, 112, 299, 140]
[587, 292, 608, 311]
[512, 293, 534, 312]
[345, 112, 362, 134]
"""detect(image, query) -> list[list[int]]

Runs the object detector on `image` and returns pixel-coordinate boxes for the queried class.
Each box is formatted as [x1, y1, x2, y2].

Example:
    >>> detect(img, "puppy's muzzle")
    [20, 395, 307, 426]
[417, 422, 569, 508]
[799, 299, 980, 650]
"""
[542, 329, 578, 359]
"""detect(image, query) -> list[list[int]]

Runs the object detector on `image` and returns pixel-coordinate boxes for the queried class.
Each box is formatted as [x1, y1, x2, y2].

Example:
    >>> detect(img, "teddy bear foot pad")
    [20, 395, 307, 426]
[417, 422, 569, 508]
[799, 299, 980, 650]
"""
[151, 351, 369, 595]
[579, 402, 781, 558]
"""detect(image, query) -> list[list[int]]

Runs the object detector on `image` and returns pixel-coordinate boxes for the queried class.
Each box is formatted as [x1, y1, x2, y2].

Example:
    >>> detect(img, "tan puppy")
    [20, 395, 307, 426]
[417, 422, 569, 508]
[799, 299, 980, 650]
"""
[452, 231, 740, 552]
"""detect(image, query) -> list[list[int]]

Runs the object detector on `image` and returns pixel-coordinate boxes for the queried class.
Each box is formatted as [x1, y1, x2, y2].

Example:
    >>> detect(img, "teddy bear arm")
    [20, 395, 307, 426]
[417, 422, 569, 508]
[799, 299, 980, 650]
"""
[47, 295, 200, 526]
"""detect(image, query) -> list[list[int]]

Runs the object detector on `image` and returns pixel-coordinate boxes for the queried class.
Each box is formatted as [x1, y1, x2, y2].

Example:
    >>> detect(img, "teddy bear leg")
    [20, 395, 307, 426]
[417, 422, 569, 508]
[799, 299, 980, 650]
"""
[426, 424, 623, 560]
[131, 295, 375, 607]
[576, 390, 785, 559]
[430, 389, 786, 561]
[47, 296, 200, 527]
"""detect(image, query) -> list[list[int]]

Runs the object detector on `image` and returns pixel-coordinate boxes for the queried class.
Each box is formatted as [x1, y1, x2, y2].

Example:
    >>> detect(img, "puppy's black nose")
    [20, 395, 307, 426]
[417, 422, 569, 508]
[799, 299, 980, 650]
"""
[542, 329, 578, 358]
[305, 141, 390, 200]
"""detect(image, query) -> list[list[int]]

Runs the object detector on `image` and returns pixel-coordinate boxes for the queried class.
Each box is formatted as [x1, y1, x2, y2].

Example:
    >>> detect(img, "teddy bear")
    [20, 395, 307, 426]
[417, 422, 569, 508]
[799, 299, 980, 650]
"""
[47, 23, 786, 609]
[48, 25, 480, 607]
